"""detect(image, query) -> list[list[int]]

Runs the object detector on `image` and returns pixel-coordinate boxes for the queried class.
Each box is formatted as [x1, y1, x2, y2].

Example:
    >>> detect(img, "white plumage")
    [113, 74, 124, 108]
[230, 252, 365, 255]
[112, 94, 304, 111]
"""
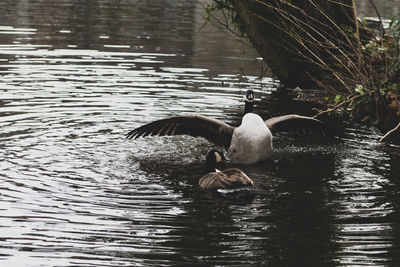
[228, 113, 273, 164]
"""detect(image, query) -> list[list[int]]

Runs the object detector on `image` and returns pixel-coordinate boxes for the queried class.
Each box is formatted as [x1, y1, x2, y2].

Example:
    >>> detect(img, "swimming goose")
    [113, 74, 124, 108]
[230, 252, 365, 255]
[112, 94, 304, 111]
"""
[126, 90, 334, 164]
[199, 150, 254, 192]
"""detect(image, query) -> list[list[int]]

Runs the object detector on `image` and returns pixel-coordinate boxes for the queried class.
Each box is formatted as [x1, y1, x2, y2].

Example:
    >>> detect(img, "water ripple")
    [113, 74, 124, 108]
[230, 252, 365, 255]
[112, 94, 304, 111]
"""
[1, 0, 400, 266]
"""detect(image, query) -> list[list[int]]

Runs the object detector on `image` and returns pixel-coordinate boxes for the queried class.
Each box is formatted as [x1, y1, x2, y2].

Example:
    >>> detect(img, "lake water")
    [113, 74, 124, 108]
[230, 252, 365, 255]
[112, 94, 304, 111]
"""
[1, 0, 400, 266]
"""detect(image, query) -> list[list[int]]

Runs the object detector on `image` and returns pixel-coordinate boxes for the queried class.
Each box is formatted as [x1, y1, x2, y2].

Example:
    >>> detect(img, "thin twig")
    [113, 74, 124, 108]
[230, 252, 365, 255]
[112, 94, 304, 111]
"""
[312, 99, 348, 118]
[253, 0, 365, 92]
[254, 13, 353, 92]
[312, 94, 362, 118]
[351, 0, 362, 71]
[379, 122, 400, 141]
[265, 1, 358, 73]
[208, 11, 253, 48]
[274, 2, 360, 78]
[327, 0, 353, 8]
[368, 0, 385, 37]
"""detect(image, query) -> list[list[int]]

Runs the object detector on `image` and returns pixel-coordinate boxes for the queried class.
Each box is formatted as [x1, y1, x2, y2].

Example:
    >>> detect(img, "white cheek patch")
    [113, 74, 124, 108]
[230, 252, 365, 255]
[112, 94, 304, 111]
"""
[244, 95, 254, 102]
[214, 152, 222, 163]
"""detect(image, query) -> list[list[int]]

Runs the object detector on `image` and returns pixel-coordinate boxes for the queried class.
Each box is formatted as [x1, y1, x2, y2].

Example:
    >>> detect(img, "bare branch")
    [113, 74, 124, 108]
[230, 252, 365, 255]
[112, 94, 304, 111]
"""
[379, 122, 400, 142]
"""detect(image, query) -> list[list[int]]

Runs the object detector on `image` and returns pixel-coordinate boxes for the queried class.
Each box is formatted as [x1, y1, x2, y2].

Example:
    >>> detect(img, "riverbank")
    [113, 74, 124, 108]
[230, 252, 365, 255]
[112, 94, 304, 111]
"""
[274, 87, 400, 142]
[208, 0, 400, 142]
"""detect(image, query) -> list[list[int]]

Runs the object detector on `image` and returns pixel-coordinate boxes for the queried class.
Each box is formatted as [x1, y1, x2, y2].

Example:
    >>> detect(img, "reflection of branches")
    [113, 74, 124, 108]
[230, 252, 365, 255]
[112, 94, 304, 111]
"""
[200, 2, 252, 48]
[211, 11, 253, 48]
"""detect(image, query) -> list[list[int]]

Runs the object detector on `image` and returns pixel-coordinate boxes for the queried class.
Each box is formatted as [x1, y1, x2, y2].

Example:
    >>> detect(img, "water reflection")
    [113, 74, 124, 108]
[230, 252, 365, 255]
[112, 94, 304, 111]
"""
[357, 0, 400, 18]
[328, 128, 395, 265]
[1, 0, 400, 266]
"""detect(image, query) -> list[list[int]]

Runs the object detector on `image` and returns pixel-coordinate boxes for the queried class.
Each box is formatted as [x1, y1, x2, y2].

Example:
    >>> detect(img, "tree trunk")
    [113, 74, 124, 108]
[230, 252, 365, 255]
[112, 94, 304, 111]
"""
[229, 0, 364, 90]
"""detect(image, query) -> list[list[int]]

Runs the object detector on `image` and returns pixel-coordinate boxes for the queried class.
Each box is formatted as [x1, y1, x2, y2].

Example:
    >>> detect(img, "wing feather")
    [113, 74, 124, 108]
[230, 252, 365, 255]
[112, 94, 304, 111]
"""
[265, 114, 340, 136]
[126, 115, 235, 149]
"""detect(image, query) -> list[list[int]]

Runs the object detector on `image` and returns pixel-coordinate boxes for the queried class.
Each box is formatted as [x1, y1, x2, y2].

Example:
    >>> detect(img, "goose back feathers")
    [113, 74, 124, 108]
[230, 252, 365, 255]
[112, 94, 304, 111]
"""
[199, 150, 254, 191]
[199, 168, 254, 190]
[228, 113, 273, 164]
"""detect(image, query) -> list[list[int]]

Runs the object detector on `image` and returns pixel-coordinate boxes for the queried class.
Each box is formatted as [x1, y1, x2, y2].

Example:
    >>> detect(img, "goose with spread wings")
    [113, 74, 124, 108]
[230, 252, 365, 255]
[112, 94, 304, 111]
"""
[126, 90, 336, 164]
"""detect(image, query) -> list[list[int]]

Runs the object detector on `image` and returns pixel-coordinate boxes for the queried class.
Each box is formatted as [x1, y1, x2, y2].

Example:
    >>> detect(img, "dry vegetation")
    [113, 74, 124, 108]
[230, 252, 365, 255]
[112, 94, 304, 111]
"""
[206, 0, 400, 140]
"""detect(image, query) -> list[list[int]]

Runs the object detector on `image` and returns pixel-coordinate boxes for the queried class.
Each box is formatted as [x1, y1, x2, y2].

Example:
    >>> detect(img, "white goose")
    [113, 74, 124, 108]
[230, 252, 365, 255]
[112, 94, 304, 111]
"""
[126, 90, 335, 164]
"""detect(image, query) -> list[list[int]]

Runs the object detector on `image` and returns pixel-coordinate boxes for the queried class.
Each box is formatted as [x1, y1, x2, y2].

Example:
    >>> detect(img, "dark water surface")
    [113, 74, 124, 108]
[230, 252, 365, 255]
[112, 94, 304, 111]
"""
[1, 1, 400, 266]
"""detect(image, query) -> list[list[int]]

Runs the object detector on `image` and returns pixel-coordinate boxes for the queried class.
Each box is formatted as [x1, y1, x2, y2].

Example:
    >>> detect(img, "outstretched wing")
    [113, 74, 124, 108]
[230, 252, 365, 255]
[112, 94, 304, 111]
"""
[126, 114, 235, 150]
[265, 114, 339, 136]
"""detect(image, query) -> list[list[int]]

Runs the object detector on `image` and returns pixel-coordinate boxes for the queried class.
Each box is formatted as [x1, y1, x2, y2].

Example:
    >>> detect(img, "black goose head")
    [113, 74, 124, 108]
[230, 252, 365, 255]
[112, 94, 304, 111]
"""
[204, 149, 226, 173]
[244, 89, 255, 114]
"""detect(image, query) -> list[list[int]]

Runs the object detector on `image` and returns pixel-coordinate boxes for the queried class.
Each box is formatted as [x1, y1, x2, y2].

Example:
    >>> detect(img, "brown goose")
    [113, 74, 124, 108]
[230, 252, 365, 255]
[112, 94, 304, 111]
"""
[199, 150, 254, 192]
[126, 90, 336, 164]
